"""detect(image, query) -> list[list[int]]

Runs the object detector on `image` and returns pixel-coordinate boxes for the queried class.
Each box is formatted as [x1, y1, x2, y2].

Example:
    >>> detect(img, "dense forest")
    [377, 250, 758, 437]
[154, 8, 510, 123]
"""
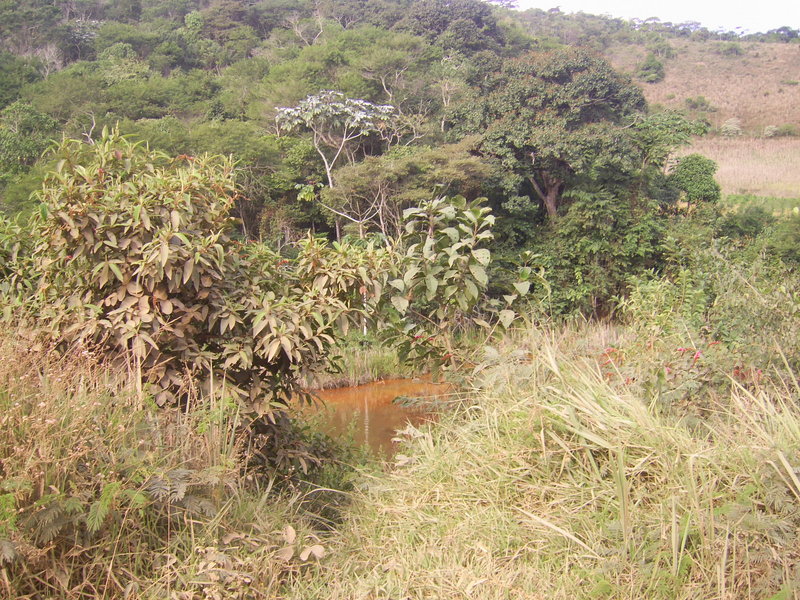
[2, 1, 800, 598]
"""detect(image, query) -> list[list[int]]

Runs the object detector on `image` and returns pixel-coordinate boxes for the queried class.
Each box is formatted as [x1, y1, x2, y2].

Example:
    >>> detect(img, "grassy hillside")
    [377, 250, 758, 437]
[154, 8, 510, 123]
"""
[607, 40, 800, 198]
[607, 41, 800, 133]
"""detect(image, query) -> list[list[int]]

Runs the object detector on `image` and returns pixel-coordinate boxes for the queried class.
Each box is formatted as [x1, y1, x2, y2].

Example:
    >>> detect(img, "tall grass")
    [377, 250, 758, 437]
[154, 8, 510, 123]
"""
[285, 324, 800, 599]
[680, 137, 800, 198]
[0, 328, 321, 599]
[304, 334, 412, 389]
[4, 321, 800, 597]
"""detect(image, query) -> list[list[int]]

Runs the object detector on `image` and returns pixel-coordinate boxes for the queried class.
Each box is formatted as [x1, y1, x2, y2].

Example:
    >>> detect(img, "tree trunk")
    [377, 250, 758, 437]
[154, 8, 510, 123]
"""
[542, 185, 559, 220]
[528, 174, 562, 221]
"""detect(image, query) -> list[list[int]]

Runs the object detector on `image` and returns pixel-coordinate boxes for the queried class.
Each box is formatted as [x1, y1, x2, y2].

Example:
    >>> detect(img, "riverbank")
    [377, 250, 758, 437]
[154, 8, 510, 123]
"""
[3, 322, 799, 598]
[285, 325, 800, 599]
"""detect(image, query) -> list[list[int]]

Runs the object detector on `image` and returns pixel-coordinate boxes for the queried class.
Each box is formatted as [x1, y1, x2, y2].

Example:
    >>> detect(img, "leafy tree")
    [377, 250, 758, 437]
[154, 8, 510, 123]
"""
[636, 52, 664, 83]
[275, 90, 395, 189]
[0, 101, 59, 191]
[385, 194, 499, 372]
[398, 0, 506, 55]
[669, 153, 721, 208]
[538, 188, 664, 315]
[0, 52, 43, 109]
[452, 48, 646, 220]
[321, 142, 489, 238]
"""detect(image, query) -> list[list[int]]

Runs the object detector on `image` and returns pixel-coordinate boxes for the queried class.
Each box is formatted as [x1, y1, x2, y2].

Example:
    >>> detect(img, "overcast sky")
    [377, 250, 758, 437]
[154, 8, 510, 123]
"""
[515, 0, 800, 34]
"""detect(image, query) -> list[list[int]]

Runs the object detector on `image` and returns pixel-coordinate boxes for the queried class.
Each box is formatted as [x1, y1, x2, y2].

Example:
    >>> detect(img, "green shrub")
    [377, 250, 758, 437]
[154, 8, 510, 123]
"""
[716, 205, 775, 240]
[684, 95, 716, 112]
[24, 128, 388, 471]
[534, 189, 664, 317]
[636, 53, 665, 83]
[775, 123, 799, 137]
[669, 154, 721, 206]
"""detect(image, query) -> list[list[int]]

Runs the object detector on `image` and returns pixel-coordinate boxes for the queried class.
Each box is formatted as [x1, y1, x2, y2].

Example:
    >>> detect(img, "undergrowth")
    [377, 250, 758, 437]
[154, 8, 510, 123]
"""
[285, 324, 800, 599]
[0, 326, 363, 599]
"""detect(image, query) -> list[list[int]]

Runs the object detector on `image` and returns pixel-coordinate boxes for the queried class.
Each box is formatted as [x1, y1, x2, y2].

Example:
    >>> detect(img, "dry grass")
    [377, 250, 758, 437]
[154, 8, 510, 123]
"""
[0, 328, 310, 599]
[285, 324, 800, 600]
[676, 136, 800, 198]
[607, 41, 800, 132]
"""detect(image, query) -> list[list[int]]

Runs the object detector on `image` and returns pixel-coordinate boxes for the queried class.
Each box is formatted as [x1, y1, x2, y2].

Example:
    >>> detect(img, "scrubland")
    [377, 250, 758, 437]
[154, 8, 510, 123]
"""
[608, 41, 800, 132]
[4, 304, 800, 598]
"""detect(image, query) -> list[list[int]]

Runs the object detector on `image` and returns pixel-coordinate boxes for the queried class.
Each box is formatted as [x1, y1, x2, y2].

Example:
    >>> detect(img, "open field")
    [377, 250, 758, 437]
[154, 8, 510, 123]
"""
[679, 136, 800, 199]
[607, 41, 800, 133]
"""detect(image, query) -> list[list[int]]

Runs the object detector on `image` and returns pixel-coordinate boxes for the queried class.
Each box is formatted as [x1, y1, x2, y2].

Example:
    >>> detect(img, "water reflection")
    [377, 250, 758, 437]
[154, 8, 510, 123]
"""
[308, 378, 450, 455]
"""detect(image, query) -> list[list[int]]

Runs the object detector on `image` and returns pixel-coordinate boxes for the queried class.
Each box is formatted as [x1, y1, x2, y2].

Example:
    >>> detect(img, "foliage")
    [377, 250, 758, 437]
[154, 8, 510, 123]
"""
[276, 90, 395, 189]
[24, 129, 385, 470]
[397, 0, 507, 55]
[669, 153, 721, 207]
[0, 214, 33, 299]
[764, 214, 800, 268]
[451, 48, 647, 220]
[683, 95, 716, 112]
[384, 195, 501, 372]
[0, 101, 59, 187]
[636, 52, 665, 83]
[0, 326, 334, 599]
[0, 51, 43, 108]
[320, 142, 489, 238]
[537, 189, 664, 316]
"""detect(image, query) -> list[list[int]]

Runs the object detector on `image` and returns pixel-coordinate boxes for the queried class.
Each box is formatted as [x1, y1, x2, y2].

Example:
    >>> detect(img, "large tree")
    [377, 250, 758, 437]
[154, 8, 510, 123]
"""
[451, 48, 646, 220]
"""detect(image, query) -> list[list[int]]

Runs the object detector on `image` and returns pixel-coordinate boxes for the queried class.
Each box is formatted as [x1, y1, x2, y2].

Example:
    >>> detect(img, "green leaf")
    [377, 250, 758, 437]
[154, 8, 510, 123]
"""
[498, 309, 515, 329]
[442, 227, 460, 242]
[471, 248, 491, 266]
[108, 262, 124, 283]
[391, 296, 409, 313]
[87, 482, 122, 533]
[464, 278, 478, 300]
[468, 263, 488, 287]
[425, 274, 438, 297]
[513, 281, 531, 295]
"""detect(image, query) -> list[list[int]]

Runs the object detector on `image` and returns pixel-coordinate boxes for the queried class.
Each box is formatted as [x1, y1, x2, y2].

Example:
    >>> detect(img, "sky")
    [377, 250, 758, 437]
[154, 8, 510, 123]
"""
[515, 0, 800, 34]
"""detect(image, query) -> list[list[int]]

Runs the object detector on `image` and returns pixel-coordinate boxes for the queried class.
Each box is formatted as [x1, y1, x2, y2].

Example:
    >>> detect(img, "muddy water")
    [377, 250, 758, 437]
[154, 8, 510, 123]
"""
[308, 378, 450, 455]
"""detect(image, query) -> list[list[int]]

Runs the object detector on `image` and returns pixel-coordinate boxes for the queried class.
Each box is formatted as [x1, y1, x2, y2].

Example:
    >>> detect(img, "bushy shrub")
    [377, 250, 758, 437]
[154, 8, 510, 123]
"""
[775, 123, 799, 137]
[669, 154, 721, 206]
[719, 117, 743, 137]
[763, 125, 779, 138]
[534, 189, 664, 317]
[716, 205, 775, 240]
[684, 95, 716, 112]
[636, 53, 665, 83]
[21, 129, 387, 470]
[764, 214, 800, 267]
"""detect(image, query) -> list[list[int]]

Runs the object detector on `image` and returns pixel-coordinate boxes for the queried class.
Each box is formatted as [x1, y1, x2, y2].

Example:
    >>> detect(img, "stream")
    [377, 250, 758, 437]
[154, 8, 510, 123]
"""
[308, 378, 451, 455]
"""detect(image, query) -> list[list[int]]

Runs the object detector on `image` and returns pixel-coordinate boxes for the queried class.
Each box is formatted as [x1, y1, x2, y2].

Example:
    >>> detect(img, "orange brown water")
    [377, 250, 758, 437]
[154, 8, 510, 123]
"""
[306, 378, 450, 455]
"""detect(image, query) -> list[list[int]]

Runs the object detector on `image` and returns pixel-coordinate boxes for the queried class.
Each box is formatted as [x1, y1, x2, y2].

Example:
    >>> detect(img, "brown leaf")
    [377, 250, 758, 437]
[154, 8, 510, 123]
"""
[275, 546, 294, 561]
[283, 525, 296, 545]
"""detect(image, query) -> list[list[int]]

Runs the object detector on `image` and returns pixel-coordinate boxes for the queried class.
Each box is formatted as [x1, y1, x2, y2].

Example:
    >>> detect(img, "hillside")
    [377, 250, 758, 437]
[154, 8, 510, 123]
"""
[4, 3, 800, 599]
[607, 40, 800, 133]
[604, 41, 800, 197]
